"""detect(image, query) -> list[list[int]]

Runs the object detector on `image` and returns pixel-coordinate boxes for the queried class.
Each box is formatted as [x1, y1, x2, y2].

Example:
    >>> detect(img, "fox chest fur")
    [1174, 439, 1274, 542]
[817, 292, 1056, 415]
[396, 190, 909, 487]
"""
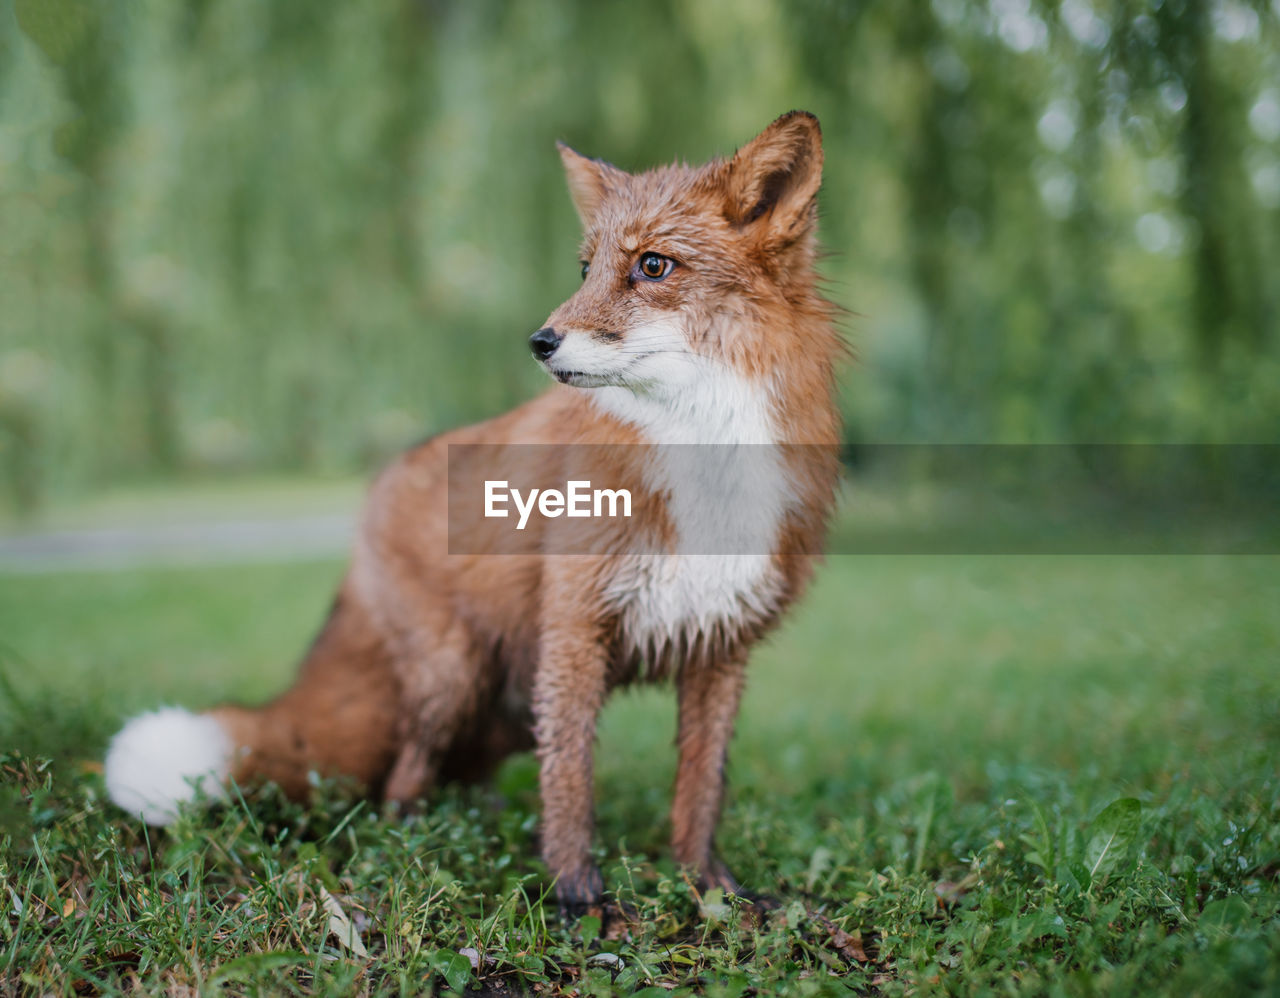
[590, 369, 800, 674]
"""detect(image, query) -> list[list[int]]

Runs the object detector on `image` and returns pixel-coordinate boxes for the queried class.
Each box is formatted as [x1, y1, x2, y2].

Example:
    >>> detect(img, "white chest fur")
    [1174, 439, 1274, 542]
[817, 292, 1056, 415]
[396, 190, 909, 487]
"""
[591, 357, 793, 652]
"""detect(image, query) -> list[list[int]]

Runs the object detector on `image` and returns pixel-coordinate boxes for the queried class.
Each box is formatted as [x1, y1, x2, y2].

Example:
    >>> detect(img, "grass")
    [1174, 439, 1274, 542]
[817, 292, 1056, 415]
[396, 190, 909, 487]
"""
[1, 551, 1278, 994]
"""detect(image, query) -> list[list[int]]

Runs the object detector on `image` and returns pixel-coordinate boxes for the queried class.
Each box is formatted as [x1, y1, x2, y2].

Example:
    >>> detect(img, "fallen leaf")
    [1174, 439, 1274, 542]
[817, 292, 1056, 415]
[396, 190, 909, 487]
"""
[817, 914, 869, 962]
[318, 886, 367, 958]
[831, 926, 869, 962]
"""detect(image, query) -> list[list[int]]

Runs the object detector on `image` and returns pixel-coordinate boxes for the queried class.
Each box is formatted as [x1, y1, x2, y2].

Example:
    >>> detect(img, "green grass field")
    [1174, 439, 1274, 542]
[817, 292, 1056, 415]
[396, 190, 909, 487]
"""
[2, 552, 1278, 995]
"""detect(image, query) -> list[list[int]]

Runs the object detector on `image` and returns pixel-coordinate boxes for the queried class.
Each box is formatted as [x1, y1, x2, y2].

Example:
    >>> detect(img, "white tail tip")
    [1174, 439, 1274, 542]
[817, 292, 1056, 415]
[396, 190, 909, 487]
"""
[104, 707, 233, 825]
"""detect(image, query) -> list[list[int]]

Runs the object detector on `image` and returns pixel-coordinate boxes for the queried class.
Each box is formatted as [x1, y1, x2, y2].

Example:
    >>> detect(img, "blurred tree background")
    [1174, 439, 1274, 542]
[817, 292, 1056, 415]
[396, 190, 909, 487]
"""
[1, 0, 1277, 514]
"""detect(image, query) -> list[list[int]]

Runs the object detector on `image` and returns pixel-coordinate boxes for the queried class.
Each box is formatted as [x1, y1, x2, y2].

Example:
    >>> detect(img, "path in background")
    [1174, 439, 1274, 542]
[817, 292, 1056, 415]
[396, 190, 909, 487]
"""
[0, 515, 355, 573]
[0, 477, 363, 572]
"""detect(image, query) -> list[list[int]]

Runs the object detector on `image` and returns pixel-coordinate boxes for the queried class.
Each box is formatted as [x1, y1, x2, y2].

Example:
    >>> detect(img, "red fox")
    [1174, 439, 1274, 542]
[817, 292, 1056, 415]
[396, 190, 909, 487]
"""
[105, 111, 843, 914]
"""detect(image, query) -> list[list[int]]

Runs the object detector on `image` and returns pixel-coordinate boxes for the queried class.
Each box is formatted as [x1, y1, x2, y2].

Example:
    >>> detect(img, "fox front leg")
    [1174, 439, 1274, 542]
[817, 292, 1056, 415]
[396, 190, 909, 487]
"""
[532, 621, 610, 916]
[671, 652, 750, 896]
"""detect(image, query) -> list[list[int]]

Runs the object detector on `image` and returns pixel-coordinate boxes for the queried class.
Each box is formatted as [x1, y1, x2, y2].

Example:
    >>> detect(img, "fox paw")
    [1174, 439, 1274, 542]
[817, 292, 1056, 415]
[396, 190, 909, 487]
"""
[555, 865, 605, 921]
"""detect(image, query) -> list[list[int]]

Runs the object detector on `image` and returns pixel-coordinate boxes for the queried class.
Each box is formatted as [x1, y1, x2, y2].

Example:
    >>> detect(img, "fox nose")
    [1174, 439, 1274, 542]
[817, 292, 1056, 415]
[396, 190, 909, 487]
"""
[529, 326, 563, 361]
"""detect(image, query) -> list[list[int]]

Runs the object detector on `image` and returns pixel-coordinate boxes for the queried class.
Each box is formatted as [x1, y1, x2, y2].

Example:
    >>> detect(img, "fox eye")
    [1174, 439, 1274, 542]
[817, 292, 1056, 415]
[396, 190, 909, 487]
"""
[580, 261, 590, 281]
[637, 252, 674, 281]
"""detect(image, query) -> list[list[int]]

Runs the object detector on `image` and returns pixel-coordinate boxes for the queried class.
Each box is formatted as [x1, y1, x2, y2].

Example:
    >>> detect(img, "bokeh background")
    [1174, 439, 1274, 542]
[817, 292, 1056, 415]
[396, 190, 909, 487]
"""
[3, 10, 1279, 991]
[1, 0, 1278, 516]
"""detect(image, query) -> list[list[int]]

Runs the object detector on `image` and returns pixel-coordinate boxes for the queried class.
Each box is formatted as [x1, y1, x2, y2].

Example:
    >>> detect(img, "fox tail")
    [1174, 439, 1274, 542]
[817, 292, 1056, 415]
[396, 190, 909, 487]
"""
[104, 590, 401, 825]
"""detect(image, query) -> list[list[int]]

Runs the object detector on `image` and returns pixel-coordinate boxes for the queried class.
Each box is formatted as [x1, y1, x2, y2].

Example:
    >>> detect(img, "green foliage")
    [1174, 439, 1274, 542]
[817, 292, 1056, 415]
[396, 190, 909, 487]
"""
[2, 552, 1279, 993]
[1081, 796, 1142, 887]
[0, 0, 1277, 512]
[12, 0, 95, 66]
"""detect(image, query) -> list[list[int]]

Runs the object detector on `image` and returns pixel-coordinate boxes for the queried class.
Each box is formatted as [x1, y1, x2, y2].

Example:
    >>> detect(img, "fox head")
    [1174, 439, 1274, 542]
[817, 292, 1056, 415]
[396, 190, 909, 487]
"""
[531, 111, 826, 397]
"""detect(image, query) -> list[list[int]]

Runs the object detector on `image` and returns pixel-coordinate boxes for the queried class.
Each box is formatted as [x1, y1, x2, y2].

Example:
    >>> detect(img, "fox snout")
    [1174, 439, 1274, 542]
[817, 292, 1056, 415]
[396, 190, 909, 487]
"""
[529, 318, 633, 389]
[529, 326, 563, 361]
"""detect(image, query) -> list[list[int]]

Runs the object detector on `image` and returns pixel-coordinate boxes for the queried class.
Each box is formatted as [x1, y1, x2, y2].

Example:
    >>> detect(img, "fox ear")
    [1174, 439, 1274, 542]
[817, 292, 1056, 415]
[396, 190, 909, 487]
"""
[720, 111, 823, 241]
[557, 142, 626, 227]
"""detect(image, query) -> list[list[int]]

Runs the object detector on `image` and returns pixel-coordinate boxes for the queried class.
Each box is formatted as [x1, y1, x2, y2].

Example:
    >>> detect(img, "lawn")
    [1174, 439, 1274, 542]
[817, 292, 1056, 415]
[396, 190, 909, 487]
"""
[1, 552, 1278, 994]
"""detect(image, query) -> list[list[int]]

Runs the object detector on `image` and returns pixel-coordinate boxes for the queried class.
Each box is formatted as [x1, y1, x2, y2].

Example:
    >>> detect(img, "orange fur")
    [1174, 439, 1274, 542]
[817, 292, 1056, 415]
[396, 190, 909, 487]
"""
[108, 111, 843, 913]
